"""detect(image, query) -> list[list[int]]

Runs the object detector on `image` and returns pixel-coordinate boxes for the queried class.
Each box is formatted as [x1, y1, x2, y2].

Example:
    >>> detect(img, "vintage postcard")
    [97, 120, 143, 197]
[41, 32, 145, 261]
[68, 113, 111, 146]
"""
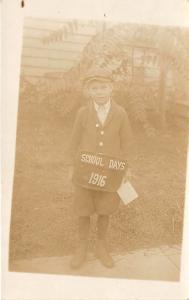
[2, 0, 189, 299]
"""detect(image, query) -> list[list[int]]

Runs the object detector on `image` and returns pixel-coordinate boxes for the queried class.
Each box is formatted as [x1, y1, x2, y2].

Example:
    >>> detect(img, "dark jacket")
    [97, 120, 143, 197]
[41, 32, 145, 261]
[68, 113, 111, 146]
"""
[67, 100, 134, 166]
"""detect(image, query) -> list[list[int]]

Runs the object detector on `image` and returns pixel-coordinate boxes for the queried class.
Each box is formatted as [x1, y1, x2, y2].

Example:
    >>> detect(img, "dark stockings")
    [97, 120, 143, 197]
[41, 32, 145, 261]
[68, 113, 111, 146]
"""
[97, 214, 109, 240]
[78, 214, 110, 240]
[78, 216, 90, 240]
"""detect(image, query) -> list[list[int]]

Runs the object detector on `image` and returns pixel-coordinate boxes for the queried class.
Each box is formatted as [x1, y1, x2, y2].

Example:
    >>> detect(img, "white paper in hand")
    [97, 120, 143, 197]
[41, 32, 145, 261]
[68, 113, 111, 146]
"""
[117, 181, 138, 205]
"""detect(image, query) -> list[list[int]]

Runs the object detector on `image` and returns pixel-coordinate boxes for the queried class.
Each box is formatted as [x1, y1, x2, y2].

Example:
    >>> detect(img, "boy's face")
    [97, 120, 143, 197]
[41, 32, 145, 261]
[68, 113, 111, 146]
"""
[86, 80, 113, 105]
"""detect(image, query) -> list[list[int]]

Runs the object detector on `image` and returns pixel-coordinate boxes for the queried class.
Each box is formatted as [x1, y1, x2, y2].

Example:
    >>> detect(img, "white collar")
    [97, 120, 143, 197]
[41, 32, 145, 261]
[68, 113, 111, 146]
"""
[94, 99, 111, 111]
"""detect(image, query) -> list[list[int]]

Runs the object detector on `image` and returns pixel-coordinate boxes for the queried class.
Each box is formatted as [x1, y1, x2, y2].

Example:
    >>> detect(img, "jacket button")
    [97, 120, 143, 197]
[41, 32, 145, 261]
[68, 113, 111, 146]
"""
[100, 130, 104, 135]
[99, 142, 103, 146]
[96, 124, 100, 128]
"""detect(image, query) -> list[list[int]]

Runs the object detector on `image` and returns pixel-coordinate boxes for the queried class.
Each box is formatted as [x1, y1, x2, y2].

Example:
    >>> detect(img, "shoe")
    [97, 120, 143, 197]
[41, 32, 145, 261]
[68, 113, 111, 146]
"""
[70, 240, 88, 269]
[95, 239, 114, 268]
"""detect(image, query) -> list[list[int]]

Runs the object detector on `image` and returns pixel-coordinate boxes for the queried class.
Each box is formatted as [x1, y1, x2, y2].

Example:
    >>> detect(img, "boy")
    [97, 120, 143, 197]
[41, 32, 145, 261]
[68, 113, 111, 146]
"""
[68, 66, 133, 269]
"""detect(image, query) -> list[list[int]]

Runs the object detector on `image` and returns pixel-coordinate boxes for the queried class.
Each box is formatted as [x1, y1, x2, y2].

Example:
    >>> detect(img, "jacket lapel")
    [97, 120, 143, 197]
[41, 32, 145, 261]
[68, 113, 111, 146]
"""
[104, 100, 117, 127]
[87, 100, 99, 126]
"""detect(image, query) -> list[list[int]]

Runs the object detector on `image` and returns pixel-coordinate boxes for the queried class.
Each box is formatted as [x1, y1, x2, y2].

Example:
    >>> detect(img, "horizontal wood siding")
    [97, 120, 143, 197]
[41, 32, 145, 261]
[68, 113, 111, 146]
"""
[22, 47, 80, 58]
[21, 17, 96, 80]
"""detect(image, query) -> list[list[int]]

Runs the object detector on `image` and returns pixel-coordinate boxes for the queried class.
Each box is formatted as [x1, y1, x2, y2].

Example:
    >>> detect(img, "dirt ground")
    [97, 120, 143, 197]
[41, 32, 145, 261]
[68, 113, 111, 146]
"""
[9, 99, 188, 263]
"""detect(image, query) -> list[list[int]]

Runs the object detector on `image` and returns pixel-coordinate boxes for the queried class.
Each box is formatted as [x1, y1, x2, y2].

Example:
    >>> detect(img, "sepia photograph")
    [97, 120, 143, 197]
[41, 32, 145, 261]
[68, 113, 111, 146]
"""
[8, 16, 189, 282]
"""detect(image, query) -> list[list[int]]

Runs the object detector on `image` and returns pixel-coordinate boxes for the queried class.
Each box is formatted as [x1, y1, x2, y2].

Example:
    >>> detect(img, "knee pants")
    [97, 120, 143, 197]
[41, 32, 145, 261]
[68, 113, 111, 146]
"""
[73, 185, 120, 216]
